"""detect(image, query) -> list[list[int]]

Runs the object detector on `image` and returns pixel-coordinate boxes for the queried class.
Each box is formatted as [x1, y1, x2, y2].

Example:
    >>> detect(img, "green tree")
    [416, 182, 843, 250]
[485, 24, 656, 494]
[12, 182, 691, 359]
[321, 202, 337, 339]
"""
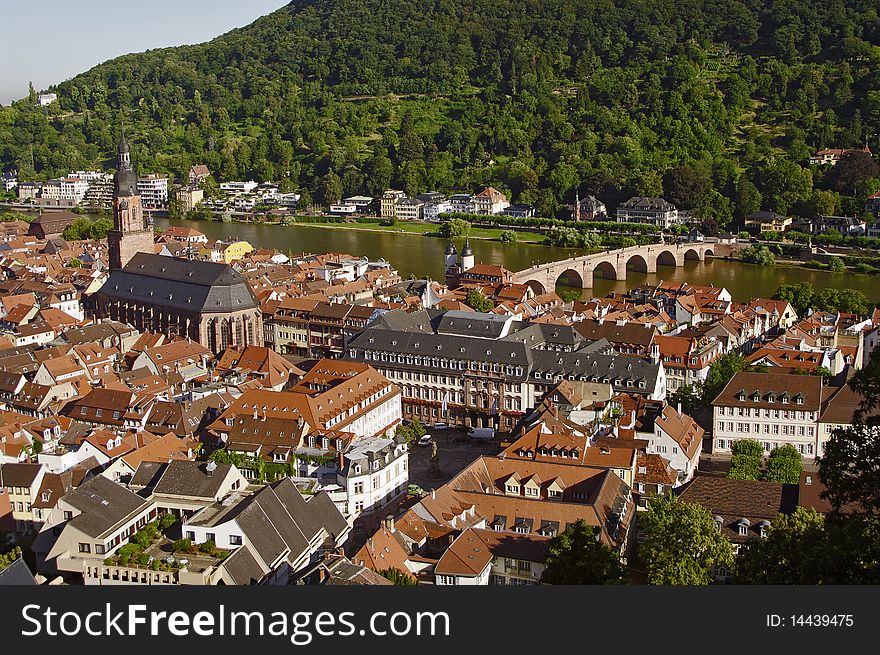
[668, 383, 703, 414]
[465, 289, 494, 312]
[765, 444, 803, 484]
[773, 282, 814, 316]
[827, 256, 845, 272]
[735, 177, 762, 222]
[0, 546, 23, 572]
[639, 494, 734, 585]
[499, 229, 518, 243]
[735, 508, 828, 584]
[320, 170, 343, 205]
[68, 257, 84, 268]
[810, 189, 839, 218]
[378, 568, 418, 585]
[740, 244, 775, 266]
[728, 439, 764, 481]
[439, 218, 471, 238]
[541, 520, 623, 585]
[556, 289, 582, 303]
[396, 419, 427, 448]
[818, 352, 880, 514]
[701, 352, 748, 404]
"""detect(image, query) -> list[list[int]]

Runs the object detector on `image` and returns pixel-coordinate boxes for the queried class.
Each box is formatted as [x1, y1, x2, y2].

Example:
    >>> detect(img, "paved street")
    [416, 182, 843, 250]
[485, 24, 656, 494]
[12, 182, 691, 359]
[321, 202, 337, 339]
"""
[407, 428, 501, 491]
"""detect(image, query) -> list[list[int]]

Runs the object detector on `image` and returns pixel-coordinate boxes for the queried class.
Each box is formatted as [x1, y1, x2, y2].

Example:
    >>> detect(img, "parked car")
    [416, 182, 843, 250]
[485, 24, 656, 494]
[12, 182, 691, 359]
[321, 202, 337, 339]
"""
[433, 422, 449, 430]
[417, 434, 434, 447]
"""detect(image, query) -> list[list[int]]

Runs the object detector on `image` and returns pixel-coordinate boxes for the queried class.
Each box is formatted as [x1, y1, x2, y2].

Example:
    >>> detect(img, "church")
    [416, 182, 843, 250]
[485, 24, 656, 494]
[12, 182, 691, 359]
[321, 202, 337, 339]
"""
[93, 136, 262, 354]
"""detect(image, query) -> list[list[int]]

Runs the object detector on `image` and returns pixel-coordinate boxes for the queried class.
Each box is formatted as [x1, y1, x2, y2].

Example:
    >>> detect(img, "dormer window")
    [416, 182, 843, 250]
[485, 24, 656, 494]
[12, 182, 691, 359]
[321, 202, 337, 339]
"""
[714, 516, 723, 533]
[737, 518, 751, 536]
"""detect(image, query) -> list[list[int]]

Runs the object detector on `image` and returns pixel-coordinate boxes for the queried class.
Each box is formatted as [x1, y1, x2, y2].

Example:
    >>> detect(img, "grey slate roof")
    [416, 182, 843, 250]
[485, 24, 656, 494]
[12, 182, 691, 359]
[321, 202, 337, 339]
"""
[220, 545, 266, 585]
[63, 476, 150, 538]
[437, 311, 511, 339]
[152, 460, 233, 498]
[129, 461, 167, 491]
[347, 315, 661, 394]
[504, 323, 586, 349]
[348, 327, 531, 381]
[0, 557, 38, 586]
[96, 253, 258, 313]
[619, 196, 676, 211]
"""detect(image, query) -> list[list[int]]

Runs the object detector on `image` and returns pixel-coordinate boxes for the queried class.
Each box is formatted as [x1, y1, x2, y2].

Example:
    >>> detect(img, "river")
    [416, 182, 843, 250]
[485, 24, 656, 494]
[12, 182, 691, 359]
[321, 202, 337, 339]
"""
[145, 217, 878, 302]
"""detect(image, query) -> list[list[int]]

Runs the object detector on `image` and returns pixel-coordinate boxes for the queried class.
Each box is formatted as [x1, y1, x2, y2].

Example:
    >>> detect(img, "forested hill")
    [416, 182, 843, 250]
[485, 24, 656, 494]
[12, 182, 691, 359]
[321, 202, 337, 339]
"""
[2, 0, 880, 226]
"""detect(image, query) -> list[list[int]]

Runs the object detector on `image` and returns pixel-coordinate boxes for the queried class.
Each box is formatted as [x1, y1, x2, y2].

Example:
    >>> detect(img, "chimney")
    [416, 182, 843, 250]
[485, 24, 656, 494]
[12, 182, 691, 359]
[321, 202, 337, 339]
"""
[677, 402, 682, 415]
[383, 515, 395, 532]
[431, 489, 436, 500]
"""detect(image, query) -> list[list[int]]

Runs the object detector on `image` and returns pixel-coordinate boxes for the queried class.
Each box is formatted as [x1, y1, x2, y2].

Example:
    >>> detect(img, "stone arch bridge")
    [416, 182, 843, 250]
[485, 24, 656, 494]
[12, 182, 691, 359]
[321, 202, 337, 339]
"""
[512, 242, 741, 294]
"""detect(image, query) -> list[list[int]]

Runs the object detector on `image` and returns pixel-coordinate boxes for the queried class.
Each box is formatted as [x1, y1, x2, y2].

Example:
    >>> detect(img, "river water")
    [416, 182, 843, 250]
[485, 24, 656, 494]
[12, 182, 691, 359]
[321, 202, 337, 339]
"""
[152, 217, 878, 302]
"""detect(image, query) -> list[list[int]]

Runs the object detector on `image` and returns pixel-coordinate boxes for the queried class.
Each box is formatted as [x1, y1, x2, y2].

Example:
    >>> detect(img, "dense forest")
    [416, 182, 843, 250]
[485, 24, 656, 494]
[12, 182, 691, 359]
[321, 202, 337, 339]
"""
[2, 0, 880, 230]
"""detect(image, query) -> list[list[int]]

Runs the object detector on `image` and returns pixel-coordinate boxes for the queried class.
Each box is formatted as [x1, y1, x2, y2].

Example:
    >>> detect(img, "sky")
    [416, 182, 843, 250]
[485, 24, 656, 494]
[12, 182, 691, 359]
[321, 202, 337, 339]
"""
[0, 0, 288, 104]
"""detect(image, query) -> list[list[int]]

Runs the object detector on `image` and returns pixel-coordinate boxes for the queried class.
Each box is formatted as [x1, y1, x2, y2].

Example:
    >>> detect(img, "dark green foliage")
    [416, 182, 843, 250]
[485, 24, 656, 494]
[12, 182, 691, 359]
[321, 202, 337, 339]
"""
[378, 568, 418, 585]
[827, 256, 845, 272]
[701, 352, 749, 404]
[736, 508, 829, 583]
[464, 289, 494, 312]
[668, 384, 703, 414]
[172, 538, 194, 553]
[438, 218, 471, 238]
[397, 419, 427, 447]
[541, 520, 623, 585]
[61, 217, 113, 241]
[740, 244, 776, 266]
[3, 1, 880, 219]
[0, 546, 23, 572]
[556, 288, 582, 303]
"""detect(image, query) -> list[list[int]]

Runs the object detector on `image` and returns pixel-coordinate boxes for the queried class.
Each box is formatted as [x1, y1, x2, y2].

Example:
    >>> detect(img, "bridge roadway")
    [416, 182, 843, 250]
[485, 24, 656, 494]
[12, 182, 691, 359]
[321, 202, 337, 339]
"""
[511, 241, 741, 293]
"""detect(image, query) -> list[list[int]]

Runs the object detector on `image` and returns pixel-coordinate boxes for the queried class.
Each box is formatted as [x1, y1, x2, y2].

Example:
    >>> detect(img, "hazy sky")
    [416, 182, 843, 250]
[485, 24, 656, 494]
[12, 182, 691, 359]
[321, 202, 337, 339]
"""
[0, 0, 288, 104]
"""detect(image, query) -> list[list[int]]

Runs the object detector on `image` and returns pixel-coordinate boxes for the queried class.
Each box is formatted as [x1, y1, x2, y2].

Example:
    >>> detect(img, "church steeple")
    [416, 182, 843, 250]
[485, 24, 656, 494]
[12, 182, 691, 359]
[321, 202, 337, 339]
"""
[118, 134, 131, 168]
[108, 130, 153, 270]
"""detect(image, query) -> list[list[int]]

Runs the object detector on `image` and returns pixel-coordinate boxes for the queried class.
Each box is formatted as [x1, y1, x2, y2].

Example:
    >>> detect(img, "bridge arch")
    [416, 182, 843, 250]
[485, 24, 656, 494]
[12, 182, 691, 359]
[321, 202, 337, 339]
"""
[593, 260, 619, 280]
[704, 248, 715, 258]
[626, 254, 649, 273]
[555, 268, 585, 289]
[656, 250, 678, 267]
[684, 248, 703, 261]
[524, 279, 547, 295]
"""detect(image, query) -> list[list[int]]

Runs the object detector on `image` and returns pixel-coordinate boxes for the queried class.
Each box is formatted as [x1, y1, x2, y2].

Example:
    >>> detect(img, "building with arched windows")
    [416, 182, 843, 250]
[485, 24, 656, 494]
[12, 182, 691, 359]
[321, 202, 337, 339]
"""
[93, 134, 262, 353]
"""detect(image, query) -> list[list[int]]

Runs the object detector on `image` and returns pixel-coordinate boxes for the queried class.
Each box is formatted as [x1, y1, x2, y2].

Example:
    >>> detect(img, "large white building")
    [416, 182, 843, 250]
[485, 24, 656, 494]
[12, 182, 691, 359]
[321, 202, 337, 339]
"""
[136, 174, 169, 209]
[616, 196, 680, 229]
[473, 186, 509, 215]
[337, 436, 409, 536]
[712, 372, 825, 459]
[59, 177, 90, 204]
[220, 180, 258, 195]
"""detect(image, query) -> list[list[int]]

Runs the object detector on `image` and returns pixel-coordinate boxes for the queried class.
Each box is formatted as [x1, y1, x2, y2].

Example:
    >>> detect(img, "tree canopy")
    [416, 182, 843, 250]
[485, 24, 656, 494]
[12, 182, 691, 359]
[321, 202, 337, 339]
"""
[638, 494, 734, 585]
[541, 520, 623, 585]
[3, 0, 880, 219]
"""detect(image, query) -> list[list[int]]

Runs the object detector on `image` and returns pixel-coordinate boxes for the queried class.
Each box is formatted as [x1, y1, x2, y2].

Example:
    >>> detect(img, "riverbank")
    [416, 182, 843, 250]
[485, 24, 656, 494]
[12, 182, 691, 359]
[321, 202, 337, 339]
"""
[197, 216, 549, 244]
